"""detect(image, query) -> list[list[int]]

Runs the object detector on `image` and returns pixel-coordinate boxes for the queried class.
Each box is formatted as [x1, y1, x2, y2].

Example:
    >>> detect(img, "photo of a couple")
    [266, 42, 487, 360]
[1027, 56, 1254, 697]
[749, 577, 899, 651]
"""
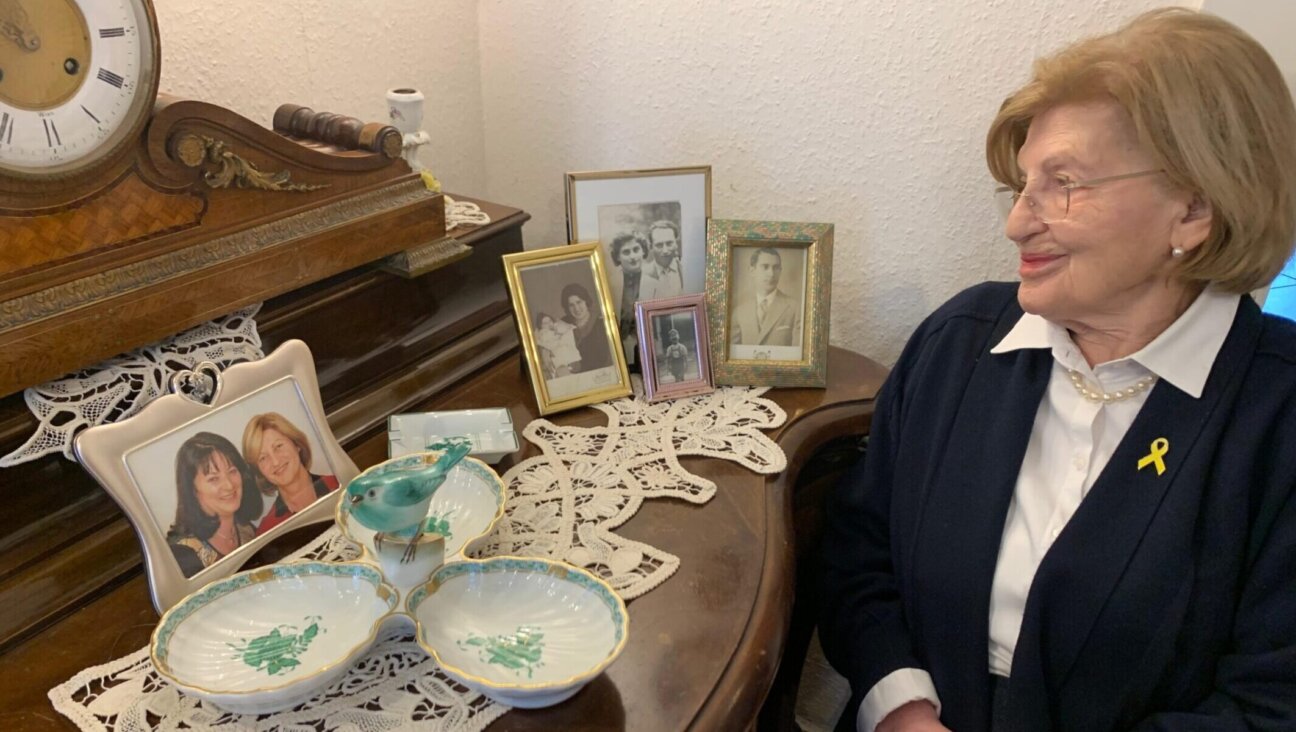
[599, 202, 684, 365]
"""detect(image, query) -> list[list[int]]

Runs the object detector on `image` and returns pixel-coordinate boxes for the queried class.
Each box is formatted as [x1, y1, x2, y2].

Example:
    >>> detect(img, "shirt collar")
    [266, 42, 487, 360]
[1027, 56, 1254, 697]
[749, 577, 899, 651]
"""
[1132, 287, 1239, 398]
[990, 287, 1240, 399]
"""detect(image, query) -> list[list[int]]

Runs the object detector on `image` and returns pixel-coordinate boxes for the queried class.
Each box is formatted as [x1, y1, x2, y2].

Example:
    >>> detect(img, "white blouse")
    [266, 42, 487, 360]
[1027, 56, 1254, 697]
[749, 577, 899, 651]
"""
[857, 288, 1240, 732]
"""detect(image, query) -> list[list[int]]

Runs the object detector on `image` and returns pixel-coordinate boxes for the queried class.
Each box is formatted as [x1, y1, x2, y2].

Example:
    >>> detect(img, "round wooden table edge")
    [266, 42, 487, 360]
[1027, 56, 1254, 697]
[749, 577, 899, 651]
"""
[689, 394, 876, 730]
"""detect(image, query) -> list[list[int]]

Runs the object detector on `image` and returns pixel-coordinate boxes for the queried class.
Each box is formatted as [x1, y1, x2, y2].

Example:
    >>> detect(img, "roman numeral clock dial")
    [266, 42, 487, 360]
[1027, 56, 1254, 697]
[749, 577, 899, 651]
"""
[0, 0, 159, 179]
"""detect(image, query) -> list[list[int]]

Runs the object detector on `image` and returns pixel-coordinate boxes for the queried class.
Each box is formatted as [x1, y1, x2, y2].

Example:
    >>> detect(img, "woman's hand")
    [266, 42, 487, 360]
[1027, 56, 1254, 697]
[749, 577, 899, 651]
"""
[876, 700, 951, 732]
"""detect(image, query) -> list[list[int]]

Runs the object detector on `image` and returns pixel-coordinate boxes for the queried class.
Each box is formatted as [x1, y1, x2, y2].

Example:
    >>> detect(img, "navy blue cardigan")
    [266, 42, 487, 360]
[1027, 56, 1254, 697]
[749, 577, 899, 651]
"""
[820, 282, 1296, 732]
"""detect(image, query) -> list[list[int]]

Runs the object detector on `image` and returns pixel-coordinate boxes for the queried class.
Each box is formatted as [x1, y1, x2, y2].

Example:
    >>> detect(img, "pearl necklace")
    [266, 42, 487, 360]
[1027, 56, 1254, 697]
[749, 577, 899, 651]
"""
[1067, 369, 1156, 403]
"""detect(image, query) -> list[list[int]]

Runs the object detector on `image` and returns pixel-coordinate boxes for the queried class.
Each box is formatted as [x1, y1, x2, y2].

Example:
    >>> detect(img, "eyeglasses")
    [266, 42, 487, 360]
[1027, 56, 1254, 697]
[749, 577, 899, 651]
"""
[994, 168, 1163, 223]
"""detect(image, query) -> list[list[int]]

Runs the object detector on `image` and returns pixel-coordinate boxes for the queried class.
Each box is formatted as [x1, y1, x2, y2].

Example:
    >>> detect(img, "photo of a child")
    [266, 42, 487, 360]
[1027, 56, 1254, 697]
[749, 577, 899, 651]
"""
[534, 311, 582, 378]
[663, 329, 690, 383]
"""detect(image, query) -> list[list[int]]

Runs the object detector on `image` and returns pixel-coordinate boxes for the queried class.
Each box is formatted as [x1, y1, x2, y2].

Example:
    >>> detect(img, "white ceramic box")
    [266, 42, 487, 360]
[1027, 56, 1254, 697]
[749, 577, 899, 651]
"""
[388, 409, 520, 464]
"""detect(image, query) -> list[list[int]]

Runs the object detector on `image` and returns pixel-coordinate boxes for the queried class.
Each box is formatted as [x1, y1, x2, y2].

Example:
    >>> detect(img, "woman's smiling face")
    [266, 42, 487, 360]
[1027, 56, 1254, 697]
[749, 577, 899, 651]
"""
[194, 451, 244, 518]
[1004, 99, 1204, 329]
[256, 427, 305, 489]
[566, 294, 591, 324]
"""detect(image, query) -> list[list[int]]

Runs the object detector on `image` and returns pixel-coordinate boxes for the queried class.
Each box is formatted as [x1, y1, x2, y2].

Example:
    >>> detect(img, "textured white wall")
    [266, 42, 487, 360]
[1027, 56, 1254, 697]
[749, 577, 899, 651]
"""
[1203, 0, 1296, 99]
[155, 0, 487, 194]
[477, 0, 1191, 364]
[1201, 0, 1296, 309]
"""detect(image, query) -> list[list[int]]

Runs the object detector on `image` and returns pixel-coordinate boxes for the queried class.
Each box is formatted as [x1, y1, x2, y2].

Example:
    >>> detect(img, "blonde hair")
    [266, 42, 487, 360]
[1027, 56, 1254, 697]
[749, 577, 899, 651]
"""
[242, 412, 313, 495]
[987, 8, 1296, 292]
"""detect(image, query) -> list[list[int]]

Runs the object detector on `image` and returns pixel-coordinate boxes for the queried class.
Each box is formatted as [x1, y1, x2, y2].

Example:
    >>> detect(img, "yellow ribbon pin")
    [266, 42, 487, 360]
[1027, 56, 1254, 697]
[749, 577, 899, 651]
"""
[1137, 438, 1170, 476]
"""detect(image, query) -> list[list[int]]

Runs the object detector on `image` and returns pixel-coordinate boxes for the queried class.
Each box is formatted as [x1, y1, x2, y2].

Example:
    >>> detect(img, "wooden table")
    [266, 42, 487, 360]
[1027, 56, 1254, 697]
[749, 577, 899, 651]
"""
[0, 347, 887, 731]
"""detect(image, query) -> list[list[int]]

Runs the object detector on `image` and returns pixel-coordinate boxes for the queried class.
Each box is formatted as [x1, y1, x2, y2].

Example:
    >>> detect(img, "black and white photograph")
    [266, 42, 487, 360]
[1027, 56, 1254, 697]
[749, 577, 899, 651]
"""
[728, 243, 808, 362]
[566, 166, 711, 307]
[518, 258, 623, 401]
[650, 311, 701, 385]
[635, 294, 715, 403]
[599, 201, 684, 366]
[125, 378, 340, 579]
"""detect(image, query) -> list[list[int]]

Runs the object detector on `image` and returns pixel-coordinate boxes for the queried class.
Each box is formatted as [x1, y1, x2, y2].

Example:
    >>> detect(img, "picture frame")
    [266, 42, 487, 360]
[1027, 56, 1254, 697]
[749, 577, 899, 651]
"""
[503, 242, 632, 415]
[705, 219, 834, 387]
[73, 339, 358, 614]
[565, 166, 712, 367]
[636, 294, 716, 403]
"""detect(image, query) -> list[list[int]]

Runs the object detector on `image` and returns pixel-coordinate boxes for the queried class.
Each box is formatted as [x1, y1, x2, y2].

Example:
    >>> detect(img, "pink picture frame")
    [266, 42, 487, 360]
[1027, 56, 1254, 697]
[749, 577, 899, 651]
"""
[635, 294, 715, 402]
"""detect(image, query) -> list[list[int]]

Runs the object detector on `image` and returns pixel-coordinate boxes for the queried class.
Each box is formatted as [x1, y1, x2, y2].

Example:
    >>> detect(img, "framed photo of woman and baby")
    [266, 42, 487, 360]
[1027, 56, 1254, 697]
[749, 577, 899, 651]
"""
[74, 340, 358, 613]
[502, 242, 633, 415]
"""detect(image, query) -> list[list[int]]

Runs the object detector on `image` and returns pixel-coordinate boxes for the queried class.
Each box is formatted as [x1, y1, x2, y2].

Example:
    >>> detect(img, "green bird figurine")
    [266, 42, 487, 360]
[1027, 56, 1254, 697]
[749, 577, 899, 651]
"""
[345, 436, 473, 563]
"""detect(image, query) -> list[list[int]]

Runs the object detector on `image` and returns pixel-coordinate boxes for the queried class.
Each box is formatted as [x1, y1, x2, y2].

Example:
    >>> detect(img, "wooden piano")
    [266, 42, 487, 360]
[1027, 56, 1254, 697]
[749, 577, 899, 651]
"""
[0, 95, 528, 665]
[0, 98, 885, 730]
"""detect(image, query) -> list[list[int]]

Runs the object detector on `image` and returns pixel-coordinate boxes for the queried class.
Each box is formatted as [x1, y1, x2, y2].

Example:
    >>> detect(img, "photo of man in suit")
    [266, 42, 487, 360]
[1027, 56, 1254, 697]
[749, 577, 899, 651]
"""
[730, 247, 803, 356]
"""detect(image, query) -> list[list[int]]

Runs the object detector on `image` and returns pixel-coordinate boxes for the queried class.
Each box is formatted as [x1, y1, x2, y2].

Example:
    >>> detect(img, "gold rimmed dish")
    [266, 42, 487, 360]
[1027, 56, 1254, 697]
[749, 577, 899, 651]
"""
[150, 561, 397, 714]
[407, 556, 629, 708]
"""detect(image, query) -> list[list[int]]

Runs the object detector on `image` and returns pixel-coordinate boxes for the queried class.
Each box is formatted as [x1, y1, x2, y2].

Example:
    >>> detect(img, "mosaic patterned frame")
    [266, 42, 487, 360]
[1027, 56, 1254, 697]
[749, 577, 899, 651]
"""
[705, 219, 833, 387]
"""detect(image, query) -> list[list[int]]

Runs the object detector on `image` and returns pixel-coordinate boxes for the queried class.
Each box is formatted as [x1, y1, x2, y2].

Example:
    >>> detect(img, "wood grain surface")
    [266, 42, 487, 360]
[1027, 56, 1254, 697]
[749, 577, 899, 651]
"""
[0, 346, 886, 732]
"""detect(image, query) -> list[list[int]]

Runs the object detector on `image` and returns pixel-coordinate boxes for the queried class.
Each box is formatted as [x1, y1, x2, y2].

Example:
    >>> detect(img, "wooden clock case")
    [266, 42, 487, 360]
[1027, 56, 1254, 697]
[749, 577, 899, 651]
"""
[0, 95, 448, 397]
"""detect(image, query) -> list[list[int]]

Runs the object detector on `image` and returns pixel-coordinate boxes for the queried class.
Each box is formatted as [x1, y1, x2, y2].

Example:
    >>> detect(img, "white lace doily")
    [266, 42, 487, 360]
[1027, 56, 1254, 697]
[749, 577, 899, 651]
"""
[49, 386, 786, 731]
[0, 306, 263, 467]
[444, 195, 491, 231]
[472, 386, 787, 597]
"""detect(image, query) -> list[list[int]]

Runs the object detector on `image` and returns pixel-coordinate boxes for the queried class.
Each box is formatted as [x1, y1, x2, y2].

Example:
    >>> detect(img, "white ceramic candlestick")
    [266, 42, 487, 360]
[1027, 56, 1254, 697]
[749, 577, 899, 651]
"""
[386, 87, 432, 171]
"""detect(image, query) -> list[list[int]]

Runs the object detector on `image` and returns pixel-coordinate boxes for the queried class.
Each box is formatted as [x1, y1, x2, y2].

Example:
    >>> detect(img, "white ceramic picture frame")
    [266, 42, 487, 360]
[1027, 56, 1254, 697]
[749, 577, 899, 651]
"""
[74, 339, 358, 614]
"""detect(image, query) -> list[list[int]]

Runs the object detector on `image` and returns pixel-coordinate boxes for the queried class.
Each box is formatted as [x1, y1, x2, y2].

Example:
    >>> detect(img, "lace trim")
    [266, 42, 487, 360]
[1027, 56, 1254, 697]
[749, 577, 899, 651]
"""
[444, 195, 491, 231]
[0, 306, 263, 468]
[49, 386, 786, 730]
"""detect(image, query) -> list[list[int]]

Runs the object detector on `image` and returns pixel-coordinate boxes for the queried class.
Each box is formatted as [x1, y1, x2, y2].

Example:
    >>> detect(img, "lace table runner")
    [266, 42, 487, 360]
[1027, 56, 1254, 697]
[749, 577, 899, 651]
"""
[0, 306, 263, 468]
[49, 387, 787, 731]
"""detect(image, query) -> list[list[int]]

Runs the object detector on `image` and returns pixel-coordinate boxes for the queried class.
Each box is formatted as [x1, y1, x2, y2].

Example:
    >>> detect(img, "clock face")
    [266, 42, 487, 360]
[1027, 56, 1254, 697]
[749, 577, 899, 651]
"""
[0, 0, 158, 178]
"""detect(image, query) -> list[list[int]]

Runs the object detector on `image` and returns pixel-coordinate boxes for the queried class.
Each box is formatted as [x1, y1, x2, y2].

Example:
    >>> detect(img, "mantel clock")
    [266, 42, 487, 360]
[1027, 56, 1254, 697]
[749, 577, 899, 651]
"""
[0, 0, 448, 398]
[0, 0, 159, 193]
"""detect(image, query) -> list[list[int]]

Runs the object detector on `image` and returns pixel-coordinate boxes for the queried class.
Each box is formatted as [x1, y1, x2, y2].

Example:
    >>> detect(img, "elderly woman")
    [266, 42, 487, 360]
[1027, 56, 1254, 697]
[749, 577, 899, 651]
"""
[167, 432, 263, 578]
[820, 9, 1296, 732]
[242, 412, 338, 535]
[561, 282, 613, 372]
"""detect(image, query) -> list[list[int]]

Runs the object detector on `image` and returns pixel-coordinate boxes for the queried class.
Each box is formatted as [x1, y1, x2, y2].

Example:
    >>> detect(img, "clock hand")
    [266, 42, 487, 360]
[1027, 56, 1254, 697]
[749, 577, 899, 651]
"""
[0, 0, 40, 52]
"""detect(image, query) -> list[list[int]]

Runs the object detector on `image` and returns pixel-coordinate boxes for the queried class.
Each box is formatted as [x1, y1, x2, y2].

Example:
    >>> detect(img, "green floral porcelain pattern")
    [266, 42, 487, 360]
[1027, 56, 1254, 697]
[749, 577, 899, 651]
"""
[153, 562, 390, 670]
[458, 625, 545, 678]
[227, 616, 323, 676]
[408, 558, 627, 644]
[424, 510, 455, 540]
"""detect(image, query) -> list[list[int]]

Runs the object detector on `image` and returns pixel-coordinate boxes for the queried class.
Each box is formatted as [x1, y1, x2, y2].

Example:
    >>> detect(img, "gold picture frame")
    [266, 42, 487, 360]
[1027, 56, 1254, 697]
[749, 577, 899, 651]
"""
[73, 340, 358, 614]
[503, 242, 632, 415]
[705, 219, 834, 387]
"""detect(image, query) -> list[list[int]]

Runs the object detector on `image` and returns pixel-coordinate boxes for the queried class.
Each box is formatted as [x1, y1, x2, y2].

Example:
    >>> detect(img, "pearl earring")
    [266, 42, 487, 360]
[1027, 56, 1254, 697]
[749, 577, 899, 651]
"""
[1171, 247, 1185, 258]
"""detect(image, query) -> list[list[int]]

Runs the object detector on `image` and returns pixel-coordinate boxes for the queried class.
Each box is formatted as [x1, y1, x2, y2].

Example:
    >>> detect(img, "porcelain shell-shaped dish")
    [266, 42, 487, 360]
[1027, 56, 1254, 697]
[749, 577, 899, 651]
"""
[150, 561, 397, 714]
[407, 556, 629, 708]
[335, 451, 507, 563]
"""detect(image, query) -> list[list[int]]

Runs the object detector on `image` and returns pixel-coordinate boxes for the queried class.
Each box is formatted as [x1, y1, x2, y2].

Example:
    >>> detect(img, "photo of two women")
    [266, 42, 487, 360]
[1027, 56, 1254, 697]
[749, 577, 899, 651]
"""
[165, 411, 338, 578]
